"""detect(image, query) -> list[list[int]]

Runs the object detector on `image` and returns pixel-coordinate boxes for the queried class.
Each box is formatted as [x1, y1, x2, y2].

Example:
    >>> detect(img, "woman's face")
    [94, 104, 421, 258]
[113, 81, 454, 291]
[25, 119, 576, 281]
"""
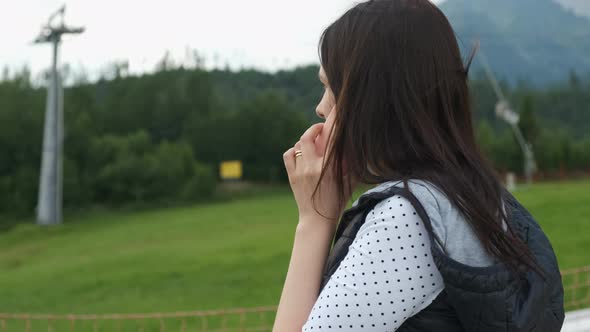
[314, 66, 337, 158]
[315, 65, 355, 180]
[315, 65, 360, 186]
[316, 66, 336, 122]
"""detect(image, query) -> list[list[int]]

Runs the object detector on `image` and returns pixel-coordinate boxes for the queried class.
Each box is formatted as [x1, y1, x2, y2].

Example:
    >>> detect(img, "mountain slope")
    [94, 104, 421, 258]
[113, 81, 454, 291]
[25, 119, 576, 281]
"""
[557, 0, 590, 18]
[440, 0, 590, 85]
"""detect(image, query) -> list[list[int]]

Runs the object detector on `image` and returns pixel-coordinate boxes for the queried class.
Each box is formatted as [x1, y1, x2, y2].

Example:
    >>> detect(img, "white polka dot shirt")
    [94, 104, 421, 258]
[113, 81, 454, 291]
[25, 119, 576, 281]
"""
[302, 194, 444, 331]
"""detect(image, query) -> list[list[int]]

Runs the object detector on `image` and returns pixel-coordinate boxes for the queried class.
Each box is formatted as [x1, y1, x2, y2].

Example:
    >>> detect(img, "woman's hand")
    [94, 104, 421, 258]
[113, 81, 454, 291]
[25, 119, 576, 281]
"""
[283, 122, 354, 226]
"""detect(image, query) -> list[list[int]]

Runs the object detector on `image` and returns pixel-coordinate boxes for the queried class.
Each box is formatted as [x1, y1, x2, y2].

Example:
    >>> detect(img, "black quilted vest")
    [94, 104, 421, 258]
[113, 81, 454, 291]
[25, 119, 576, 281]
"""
[319, 185, 565, 331]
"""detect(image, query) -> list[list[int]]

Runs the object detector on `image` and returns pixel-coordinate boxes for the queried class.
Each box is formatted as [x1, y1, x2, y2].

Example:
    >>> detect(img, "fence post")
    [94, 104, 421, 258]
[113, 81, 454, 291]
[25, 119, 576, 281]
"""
[158, 314, 165, 332]
[239, 311, 246, 332]
[201, 316, 208, 331]
[180, 318, 187, 332]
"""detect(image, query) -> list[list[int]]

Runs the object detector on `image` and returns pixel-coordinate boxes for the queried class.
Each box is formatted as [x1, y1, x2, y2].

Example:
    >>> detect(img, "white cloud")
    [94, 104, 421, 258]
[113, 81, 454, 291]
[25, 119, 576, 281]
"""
[0, 0, 445, 78]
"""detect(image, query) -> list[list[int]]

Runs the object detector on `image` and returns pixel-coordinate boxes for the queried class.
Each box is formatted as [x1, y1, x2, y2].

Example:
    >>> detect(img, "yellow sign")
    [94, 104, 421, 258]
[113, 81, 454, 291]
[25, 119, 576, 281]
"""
[220, 160, 243, 180]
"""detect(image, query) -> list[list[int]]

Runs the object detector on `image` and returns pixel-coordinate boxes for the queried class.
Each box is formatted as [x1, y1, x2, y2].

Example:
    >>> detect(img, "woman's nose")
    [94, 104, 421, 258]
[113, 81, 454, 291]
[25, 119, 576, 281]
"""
[316, 109, 325, 119]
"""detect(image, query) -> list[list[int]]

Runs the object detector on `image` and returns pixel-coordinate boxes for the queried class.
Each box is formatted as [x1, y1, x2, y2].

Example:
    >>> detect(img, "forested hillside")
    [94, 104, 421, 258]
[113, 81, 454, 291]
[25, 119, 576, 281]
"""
[1, 64, 588, 217]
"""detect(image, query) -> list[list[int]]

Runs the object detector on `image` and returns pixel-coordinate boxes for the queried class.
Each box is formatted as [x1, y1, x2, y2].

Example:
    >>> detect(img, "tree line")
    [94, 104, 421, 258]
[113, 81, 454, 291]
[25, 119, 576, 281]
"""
[0, 64, 588, 217]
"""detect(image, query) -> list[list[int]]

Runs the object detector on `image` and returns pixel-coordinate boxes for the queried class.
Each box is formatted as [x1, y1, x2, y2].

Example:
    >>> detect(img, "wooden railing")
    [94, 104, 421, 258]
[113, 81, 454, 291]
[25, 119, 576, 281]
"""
[0, 306, 278, 332]
[562, 265, 590, 311]
[0, 265, 588, 331]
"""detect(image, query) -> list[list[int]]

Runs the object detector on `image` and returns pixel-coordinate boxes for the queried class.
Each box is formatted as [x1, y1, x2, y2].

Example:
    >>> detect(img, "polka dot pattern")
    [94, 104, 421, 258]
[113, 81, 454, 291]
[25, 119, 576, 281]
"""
[302, 195, 444, 331]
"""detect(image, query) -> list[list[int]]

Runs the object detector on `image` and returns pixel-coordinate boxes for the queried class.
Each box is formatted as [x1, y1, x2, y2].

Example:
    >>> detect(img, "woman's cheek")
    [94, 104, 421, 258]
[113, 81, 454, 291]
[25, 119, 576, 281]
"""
[314, 126, 329, 156]
[322, 115, 336, 154]
[318, 122, 348, 174]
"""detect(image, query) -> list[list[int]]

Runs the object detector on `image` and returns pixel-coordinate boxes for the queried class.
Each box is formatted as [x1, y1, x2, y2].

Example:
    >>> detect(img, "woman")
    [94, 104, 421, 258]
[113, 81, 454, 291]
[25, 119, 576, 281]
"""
[272, 0, 564, 331]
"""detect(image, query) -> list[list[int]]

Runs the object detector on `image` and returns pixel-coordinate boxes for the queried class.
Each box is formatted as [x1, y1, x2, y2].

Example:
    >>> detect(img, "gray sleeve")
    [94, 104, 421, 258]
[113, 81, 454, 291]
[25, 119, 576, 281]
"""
[404, 180, 498, 267]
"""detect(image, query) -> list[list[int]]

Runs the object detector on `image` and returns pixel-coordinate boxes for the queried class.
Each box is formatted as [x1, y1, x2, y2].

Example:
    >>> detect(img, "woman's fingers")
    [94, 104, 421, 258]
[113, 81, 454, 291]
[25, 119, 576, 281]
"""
[300, 123, 324, 157]
[283, 147, 296, 181]
[285, 123, 323, 183]
[294, 141, 302, 151]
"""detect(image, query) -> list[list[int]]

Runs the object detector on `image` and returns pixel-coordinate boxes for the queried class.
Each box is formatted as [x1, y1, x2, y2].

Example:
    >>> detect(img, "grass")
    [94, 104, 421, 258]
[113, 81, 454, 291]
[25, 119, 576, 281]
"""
[0, 180, 588, 316]
[509, 180, 590, 269]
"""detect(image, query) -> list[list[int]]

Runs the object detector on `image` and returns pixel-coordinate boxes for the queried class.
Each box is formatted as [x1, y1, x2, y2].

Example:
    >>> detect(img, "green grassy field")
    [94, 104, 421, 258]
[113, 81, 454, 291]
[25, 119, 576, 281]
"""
[0, 180, 588, 316]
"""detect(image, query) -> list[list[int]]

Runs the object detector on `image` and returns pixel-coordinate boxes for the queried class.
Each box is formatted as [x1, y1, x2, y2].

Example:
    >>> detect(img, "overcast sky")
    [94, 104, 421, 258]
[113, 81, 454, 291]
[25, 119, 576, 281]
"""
[1, 0, 443, 80]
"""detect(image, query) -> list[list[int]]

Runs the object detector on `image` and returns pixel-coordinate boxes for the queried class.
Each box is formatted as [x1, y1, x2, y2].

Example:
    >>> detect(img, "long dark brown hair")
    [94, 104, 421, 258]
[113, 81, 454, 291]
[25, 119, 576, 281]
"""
[311, 0, 543, 276]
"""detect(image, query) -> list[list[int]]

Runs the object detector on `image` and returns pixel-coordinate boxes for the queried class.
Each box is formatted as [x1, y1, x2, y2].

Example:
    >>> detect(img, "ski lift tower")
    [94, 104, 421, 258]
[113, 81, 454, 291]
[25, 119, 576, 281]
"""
[34, 5, 84, 225]
[494, 100, 537, 186]
[478, 50, 537, 186]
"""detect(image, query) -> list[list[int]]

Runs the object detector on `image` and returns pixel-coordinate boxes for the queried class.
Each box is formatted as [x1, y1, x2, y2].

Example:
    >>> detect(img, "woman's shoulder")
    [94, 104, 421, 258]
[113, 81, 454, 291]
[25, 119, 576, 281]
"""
[353, 179, 448, 220]
[355, 178, 498, 267]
